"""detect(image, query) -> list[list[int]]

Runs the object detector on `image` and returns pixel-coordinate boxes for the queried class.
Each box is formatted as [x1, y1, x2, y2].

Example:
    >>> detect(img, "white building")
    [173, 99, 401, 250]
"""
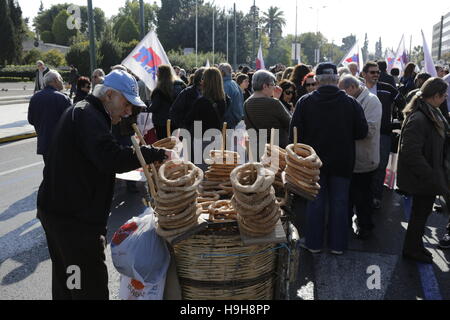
[432, 12, 450, 61]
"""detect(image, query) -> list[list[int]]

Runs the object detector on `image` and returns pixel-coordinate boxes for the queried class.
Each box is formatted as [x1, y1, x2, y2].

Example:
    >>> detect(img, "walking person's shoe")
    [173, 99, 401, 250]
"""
[402, 250, 433, 264]
[298, 238, 322, 254]
[330, 250, 344, 255]
[438, 233, 450, 249]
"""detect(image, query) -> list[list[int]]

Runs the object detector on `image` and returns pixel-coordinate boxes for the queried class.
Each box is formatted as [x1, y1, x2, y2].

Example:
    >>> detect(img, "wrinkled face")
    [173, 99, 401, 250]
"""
[304, 78, 317, 93]
[282, 86, 296, 102]
[104, 90, 133, 125]
[349, 64, 358, 76]
[37, 63, 45, 72]
[363, 66, 380, 85]
[92, 73, 103, 85]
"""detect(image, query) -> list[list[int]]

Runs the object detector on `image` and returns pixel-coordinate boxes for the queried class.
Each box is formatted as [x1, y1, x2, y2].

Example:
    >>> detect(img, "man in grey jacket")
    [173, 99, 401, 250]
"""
[339, 75, 382, 239]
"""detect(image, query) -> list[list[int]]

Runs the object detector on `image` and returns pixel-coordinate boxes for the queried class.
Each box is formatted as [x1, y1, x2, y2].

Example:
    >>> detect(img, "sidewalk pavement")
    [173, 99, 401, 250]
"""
[0, 102, 36, 144]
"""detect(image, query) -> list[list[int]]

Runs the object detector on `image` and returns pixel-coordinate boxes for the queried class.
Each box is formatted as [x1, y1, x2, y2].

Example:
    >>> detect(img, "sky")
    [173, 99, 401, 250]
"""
[18, 0, 450, 54]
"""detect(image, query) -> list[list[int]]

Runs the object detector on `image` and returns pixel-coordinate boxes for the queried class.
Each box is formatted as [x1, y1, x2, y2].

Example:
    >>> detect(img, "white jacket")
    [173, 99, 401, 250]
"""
[354, 87, 382, 173]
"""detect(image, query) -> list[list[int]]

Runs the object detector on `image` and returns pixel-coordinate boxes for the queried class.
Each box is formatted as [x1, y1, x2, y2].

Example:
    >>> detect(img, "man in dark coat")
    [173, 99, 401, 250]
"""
[377, 60, 397, 88]
[68, 65, 79, 99]
[28, 70, 71, 165]
[289, 62, 368, 255]
[37, 70, 171, 300]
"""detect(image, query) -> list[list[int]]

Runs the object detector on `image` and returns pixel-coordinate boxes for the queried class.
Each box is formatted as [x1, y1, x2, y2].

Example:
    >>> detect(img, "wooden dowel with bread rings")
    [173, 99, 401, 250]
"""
[132, 123, 146, 146]
[131, 136, 157, 199]
[166, 119, 171, 138]
[222, 122, 227, 152]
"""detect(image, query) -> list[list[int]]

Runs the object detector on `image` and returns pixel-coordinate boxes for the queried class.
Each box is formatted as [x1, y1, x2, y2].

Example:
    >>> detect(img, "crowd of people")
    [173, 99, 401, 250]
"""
[27, 56, 450, 299]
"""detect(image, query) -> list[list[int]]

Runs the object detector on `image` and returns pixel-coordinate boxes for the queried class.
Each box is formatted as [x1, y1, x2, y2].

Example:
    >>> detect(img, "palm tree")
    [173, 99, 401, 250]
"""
[262, 6, 286, 47]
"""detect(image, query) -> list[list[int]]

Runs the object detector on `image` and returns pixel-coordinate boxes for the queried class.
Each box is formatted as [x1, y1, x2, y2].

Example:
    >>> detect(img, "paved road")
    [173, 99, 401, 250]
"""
[0, 82, 34, 98]
[0, 137, 448, 300]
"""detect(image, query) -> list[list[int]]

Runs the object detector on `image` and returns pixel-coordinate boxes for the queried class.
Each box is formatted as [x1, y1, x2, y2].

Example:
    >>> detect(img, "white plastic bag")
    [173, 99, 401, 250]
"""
[111, 208, 170, 299]
[118, 275, 166, 300]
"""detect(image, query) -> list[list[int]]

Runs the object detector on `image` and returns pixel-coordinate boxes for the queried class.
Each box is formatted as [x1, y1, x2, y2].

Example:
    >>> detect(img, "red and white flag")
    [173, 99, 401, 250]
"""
[122, 30, 171, 91]
[393, 35, 409, 73]
[256, 44, 265, 70]
[340, 41, 364, 74]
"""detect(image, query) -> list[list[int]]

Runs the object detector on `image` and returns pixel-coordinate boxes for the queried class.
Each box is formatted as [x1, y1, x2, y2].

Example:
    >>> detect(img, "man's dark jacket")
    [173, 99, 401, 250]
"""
[373, 81, 406, 135]
[379, 71, 397, 88]
[289, 86, 368, 179]
[27, 86, 71, 158]
[37, 95, 166, 229]
[397, 102, 448, 197]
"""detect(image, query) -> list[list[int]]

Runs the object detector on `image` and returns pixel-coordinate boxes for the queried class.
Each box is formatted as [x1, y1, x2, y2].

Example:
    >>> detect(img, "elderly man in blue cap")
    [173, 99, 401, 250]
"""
[37, 70, 172, 300]
[289, 62, 368, 255]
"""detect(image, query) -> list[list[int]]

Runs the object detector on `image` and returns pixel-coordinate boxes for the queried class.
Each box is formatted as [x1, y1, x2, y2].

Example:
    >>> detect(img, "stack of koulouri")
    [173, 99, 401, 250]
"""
[153, 159, 204, 238]
[284, 143, 322, 200]
[200, 150, 240, 198]
[230, 163, 281, 237]
[261, 144, 287, 195]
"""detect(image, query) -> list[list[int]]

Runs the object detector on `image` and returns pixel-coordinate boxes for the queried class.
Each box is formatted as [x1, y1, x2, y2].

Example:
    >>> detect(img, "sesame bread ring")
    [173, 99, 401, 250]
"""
[230, 163, 266, 193]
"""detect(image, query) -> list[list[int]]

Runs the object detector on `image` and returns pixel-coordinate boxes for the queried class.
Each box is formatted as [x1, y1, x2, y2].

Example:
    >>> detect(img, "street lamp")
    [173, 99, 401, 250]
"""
[308, 5, 328, 35]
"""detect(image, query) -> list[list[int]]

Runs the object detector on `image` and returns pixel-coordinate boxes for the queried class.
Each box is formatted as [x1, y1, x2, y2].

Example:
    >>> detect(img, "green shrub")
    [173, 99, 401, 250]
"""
[117, 16, 139, 43]
[120, 40, 139, 61]
[65, 41, 98, 77]
[22, 49, 43, 65]
[43, 49, 66, 67]
[0, 65, 70, 81]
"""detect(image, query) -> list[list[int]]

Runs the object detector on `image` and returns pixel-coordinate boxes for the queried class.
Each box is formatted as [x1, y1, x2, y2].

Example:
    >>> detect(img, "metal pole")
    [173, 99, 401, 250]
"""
[234, 3, 237, 70]
[438, 15, 444, 60]
[196, 0, 198, 67]
[294, 0, 298, 65]
[226, 8, 229, 63]
[212, 7, 215, 65]
[139, 0, 145, 39]
[409, 34, 412, 62]
[87, 0, 96, 75]
[253, 0, 256, 68]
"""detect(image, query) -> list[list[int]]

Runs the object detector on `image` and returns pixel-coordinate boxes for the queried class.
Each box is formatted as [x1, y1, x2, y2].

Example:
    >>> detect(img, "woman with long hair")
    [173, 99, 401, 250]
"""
[397, 77, 449, 264]
[148, 65, 186, 139]
[400, 62, 417, 96]
[278, 79, 296, 114]
[187, 67, 229, 133]
[290, 64, 311, 104]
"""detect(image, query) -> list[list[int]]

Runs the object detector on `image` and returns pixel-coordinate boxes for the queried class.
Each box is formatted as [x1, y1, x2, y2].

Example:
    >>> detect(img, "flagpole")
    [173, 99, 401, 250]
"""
[226, 7, 229, 63]
[212, 7, 215, 65]
[233, 3, 237, 70]
[196, 0, 198, 67]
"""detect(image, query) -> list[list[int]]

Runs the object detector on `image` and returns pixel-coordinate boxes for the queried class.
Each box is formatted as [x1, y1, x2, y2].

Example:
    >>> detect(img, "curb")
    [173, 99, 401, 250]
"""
[0, 132, 36, 144]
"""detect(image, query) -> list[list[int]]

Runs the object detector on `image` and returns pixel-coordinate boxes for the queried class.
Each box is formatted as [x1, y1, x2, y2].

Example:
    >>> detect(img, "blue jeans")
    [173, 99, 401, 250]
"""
[372, 134, 391, 200]
[305, 173, 351, 252]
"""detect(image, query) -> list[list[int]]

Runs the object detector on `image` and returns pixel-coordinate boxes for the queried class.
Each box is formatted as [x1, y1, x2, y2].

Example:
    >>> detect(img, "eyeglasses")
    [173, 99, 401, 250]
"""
[368, 71, 380, 75]
[285, 90, 295, 95]
[305, 83, 317, 87]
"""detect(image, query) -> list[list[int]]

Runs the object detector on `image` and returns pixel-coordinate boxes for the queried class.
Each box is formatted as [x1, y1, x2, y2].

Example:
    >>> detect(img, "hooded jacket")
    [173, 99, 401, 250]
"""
[290, 85, 368, 178]
[353, 87, 382, 173]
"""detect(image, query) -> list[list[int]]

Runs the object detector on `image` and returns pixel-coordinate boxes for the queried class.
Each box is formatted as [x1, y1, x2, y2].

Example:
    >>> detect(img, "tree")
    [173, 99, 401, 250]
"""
[98, 38, 123, 72]
[120, 40, 139, 61]
[341, 34, 356, 53]
[117, 16, 140, 43]
[375, 37, 383, 59]
[41, 30, 54, 43]
[52, 10, 78, 45]
[299, 32, 328, 65]
[23, 49, 43, 65]
[43, 49, 66, 67]
[65, 41, 96, 76]
[261, 6, 285, 47]
[8, 0, 26, 63]
[362, 33, 369, 62]
[411, 45, 424, 65]
[0, 0, 17, 65]
[113, 0, 159, 37]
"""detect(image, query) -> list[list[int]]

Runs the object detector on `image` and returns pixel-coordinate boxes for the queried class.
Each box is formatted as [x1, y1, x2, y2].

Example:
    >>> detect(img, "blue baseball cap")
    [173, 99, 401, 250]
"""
[103, 70, 146, 107]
